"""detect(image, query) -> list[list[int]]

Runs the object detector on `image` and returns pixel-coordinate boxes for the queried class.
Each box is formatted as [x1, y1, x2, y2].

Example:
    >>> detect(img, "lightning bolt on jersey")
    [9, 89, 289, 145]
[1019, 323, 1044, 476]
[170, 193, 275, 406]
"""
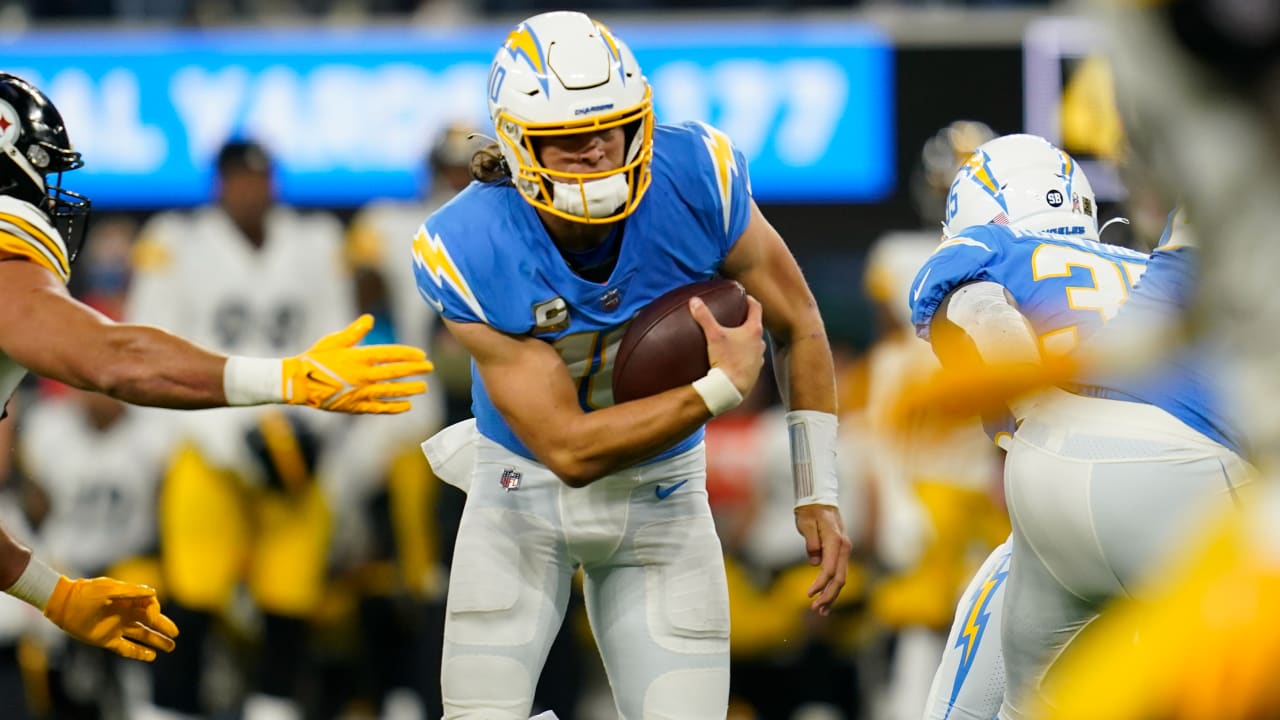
[414, 122, 752, 462]
[909, 224, 1150, 440]
[0, 197, 71, 410]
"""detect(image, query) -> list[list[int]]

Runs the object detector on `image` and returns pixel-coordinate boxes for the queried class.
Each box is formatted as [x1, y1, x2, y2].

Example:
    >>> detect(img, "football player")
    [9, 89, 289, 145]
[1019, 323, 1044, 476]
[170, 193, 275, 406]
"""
[911, 136, 1250, 719]
[0, 73, 432, 665]
[123, 138, 382, 719]
[415, 12, 850, 718]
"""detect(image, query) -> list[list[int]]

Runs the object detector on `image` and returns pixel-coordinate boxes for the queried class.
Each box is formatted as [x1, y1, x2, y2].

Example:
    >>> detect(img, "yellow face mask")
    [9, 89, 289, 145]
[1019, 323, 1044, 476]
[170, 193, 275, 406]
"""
[495, 87, 654, 225]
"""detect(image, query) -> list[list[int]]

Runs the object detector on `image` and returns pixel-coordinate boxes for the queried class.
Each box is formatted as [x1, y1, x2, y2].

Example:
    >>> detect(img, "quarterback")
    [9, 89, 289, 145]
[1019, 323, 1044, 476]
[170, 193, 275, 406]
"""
[0, 73, 432, 662]
[416, 11, 849, 719]
[911, 136, 1250, 719]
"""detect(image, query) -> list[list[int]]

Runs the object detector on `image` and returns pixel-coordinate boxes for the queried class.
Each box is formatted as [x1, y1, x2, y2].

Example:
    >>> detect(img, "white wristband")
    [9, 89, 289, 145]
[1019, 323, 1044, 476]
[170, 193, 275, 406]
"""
[691, 367, 743, 417]
[6, 556, 62, 611]
[787, 410, 840, 508]
[224, 356, 285, 406]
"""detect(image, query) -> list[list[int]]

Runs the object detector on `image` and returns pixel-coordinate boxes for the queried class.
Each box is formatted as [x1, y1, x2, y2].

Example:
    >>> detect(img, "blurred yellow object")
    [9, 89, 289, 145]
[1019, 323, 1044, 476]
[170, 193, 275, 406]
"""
[1038, 499, 1279, 720]
[888, 354, 1078, 435]
[248, 480, 332, 617]
[160, 443, 251, 612]
[870, 481, 1009, 630]
[1061, 56, 1126, 162]
[725, 556, 864, 658]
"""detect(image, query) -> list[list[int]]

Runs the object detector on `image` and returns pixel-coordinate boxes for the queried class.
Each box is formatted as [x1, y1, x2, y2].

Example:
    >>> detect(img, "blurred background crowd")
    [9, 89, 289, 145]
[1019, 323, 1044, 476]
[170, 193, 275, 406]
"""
[0, 1, 1129, 719]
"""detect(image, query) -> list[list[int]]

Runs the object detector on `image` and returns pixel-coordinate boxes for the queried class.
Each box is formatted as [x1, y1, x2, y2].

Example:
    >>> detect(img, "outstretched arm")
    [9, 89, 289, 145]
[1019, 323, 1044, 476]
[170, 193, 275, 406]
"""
[0, 258, 432, 413]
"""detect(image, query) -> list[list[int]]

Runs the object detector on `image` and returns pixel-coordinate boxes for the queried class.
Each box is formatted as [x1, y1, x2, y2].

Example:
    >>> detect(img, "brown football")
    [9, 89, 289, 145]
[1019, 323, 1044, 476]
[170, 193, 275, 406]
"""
[612, 278, 749, 404]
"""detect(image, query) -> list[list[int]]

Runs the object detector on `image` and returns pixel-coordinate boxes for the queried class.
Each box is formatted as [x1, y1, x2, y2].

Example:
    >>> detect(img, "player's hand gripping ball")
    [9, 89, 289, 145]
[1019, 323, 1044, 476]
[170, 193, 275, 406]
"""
[612, 278, 748, 403]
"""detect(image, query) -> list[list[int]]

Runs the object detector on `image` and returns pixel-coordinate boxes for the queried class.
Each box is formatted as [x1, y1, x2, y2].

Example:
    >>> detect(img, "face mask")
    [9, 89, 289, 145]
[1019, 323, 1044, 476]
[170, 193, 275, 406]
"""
[548, 173, 629, 220]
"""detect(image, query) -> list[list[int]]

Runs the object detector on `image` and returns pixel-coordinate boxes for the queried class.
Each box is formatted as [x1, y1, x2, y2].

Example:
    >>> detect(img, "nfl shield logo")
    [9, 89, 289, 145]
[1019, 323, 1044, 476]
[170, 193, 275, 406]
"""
[500, 468, 522, 492]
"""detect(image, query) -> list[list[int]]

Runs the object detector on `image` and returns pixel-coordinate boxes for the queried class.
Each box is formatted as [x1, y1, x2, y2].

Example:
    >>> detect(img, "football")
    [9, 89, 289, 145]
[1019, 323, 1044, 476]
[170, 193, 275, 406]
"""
[612, 278, 749, 404]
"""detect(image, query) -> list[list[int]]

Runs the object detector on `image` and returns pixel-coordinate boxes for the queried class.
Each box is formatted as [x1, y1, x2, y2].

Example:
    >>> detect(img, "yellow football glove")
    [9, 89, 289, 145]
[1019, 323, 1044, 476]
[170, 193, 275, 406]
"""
[43, 576, 179, 663]
[283, 314, 434, 414]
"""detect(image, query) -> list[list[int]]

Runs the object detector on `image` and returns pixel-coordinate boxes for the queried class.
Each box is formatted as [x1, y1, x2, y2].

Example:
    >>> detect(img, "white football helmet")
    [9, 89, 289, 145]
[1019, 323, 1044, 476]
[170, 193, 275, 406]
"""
[486, 11, 654, 224]
[943, 134, 1099, 242]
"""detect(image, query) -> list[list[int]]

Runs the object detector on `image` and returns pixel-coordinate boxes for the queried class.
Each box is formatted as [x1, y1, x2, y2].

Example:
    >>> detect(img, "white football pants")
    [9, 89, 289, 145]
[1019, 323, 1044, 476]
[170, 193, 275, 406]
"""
[998, 392, 1253, 720]
[440, 437, 730, 720]
[923, 540, 1011, 720]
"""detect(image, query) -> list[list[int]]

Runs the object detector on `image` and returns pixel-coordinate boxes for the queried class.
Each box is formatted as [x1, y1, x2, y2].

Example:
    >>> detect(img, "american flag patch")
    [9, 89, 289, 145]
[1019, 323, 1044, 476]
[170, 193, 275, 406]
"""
[992, 212, 1010, 224]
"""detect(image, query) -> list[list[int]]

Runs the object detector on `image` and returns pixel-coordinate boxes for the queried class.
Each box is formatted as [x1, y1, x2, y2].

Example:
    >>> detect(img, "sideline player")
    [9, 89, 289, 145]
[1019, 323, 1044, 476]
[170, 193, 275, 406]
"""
[910, 136, 1250, 719]
[415, 11, 850, 719]
[0, 73, 432, 663]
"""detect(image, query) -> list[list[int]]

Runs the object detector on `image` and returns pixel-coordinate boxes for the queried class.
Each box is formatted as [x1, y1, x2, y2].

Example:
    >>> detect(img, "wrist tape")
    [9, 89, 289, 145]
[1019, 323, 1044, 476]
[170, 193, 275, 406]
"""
[692, 367, 743, 417]
[787, 409, 840, 508]
[224, 356, 284, 406]
[6, 556, 61, 611]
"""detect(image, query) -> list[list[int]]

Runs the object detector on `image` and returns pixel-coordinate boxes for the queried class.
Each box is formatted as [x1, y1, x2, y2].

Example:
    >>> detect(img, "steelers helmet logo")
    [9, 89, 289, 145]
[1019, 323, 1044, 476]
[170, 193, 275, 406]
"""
[1046, 189, 1064, 208]
[0, 99, 20, 147]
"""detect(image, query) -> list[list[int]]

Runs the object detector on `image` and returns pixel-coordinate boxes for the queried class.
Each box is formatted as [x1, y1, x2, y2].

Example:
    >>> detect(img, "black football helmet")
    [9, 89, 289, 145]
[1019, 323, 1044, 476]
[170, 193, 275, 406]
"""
[0, 72, 91, 261]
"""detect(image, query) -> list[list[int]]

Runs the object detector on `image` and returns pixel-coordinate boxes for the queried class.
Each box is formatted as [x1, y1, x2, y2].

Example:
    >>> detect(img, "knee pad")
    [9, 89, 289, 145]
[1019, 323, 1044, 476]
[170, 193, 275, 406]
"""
[641, 668, 730, 720]
[445, 507, 561, 647]
[635, 518, 730, 653]
[441, 655, 532, 720]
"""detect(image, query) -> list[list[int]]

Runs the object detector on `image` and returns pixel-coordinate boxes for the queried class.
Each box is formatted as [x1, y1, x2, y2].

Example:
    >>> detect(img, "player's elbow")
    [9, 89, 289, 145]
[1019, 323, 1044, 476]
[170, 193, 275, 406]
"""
[542, 451, 601, 488]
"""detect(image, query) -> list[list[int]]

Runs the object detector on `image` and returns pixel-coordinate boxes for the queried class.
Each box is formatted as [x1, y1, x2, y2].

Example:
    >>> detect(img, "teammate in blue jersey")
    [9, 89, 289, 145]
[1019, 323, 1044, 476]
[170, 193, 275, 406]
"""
[411, 11, 849, 719]
[911, 135, 1253, 720]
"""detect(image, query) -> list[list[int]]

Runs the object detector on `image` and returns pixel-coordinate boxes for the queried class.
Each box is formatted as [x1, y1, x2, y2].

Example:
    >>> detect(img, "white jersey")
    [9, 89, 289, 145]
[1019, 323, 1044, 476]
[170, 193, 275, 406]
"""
[124, 205, 356, 473]
[346, 197, 442, 354]
[20, 396, 174, 575]
[0, 196, 71, 409]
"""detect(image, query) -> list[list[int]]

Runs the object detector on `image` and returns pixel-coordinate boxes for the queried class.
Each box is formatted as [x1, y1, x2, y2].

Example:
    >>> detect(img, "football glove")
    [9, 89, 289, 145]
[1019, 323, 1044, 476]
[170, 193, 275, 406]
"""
[283, 314, 434, 414]
[43, 576, 179, 663]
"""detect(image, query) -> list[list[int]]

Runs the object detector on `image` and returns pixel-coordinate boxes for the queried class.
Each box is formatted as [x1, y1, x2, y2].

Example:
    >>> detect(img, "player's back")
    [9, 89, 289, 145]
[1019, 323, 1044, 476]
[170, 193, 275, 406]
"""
[911, 223, 1149, 356]
[415, 121, 754, 462]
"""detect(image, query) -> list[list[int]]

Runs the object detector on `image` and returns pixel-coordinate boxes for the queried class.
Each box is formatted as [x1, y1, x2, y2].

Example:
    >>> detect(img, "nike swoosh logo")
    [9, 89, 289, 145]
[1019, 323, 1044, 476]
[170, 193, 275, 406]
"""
[912, 266, 932, 304]
[654, 479, 689, 500]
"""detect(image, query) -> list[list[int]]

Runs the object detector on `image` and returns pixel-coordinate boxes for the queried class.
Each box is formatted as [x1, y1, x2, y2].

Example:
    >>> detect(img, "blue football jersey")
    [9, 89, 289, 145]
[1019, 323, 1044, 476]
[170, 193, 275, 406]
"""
[412, 121, 753, 462]
[1079, 236, 1243, 455]
[910, 224, 1150, 441]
